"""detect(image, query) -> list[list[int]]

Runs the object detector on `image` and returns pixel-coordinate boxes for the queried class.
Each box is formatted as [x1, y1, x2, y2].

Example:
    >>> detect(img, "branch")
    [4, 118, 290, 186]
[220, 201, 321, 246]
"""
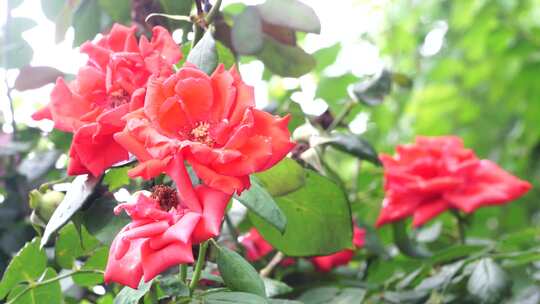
[260, 252, 285, 277]
[6, 269, 104, 304]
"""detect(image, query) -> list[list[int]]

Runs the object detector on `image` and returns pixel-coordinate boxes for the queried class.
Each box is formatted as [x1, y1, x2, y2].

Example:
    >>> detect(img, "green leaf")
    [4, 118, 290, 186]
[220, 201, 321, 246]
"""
[467, 258, 510, 304]
[392, 220, 432, 259]
[235, 176, 287, 233]
[98, 0, 130, 22]
[72, 0, 102, 47]
[82, 197, 130, 245]
[313, 43, 341, 72]
[215, 244, 266, 297]
[297, 287, 345, 304]
[216, 41, 236, 69]
[72, 247, 107, 286]
[103, 167, 130, 191]
[258, 35, 315, 77]
[159, 0, 193, 30]
[40, 0, 65, 21]
[41, 174, 100, 247]
[6, 268, 62, 304]
[0, 37, 33, 69]
[257, 0, 320, 34]
[14, 66, 64, 91]
[0, 238, 47, 299]
[414, 260, 464, 291]
[5, 17, 37, 34]
[430, 244, 486, 264]
[55, 222, 100, 268]
[263, 278, 292, 298]
[323, 133, 381, 166]
[352, 69, 393, 106]
[231, 6, 264, 55]
[114, 280, 153, 304]
[199, 291, 268, 304]
[187, 31, 218, 75]
[269, 300, 302, 304]
[250, 169, 353, 256]
[255, 158, 305, 197]
[157, 275, 189, 299]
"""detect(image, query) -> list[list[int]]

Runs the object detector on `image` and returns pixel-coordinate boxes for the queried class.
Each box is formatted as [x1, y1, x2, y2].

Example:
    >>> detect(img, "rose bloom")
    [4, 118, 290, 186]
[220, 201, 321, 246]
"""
[32, 24, 181, 177]
[376, 136, 532, 227]
[114, 64, 294, 195]
[104, 180, 229, 288]
[310, 226, 365, 272]
[240, 228, 274, 262]
[240, 227, 365, 272]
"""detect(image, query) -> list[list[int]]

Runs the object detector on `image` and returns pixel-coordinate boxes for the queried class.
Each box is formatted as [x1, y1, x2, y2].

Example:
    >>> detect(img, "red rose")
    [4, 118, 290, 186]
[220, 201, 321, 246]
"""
[239, 226, 365, 272]
[310, 226, 365, 272]
[240, 228, 274, 262]
[376, 136, 532, 227]
[32, 24, 181, 177]
[104, 181, 229, 288]
[114, 64, 294, 195]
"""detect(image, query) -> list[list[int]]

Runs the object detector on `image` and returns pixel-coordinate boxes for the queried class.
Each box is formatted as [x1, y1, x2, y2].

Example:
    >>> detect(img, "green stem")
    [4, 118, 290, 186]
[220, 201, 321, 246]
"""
[180, 264, 187, 283]
[6, 270, 104, 304]
[204, 0, 222, 24]
[392, 220, 432, 259]
[452, 210, 467, 244]
[189, 240, 209, 294]
[327, 100, 355, 131]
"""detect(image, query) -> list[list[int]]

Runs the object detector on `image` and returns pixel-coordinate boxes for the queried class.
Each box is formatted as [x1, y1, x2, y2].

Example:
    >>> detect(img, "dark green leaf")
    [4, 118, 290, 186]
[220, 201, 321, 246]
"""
[215, 244, 266, 297]
[72, 0, 102, 47]
[83, 197, 130, 245]
[103, 167, 130, 191]
[250, 169, 352, 256]
[231, 6, 264, 55]
[114, 280, 153, 304]
[6, 268, 62, 304]
[72, 247, 108, 286]
[258, 35, 315, 77]
[269, 300, 302, 304]
[415, 260, 464, 291]
[262, 278, 292, 298]
[187, 31, 218, 75]
[467, 258, 510, 304]
[41, 174, 100, 247]
[352, 69, 393, 106]
[255, 158, 305, 197]
[382, 290, 429, 304]
[14, 66, 64, 91]
[157, 275, 189, 299]
[257, 0, 320, 34]
[235, 176, 287, 233]
[0, 238, 47, 299]
[324, 133, 381, 165]
[430, 244, 486, 264]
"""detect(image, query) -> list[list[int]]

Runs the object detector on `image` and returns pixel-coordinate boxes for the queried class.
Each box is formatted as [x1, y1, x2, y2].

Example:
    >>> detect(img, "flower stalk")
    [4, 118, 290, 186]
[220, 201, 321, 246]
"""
[189, 240, 210, 294]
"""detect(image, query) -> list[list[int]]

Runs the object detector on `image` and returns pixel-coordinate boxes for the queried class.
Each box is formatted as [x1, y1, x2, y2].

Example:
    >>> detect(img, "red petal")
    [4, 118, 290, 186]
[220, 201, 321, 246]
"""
[191, 185, 231, 243]
[412, 199, 450, 227]
[141, 240, 194, 282]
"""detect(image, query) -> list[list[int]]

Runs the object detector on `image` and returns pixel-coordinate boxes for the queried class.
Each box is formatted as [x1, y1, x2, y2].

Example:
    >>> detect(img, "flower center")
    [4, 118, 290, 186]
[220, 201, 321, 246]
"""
[151, 185, 179, 211]
[190, 122, 214, 146]
[107, 89, 130, 108]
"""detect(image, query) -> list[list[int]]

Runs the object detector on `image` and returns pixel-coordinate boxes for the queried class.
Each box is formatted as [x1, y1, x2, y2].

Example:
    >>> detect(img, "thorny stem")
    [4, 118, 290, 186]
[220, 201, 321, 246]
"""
[6, 270, 104, 304]
[189, 240, 209, 294]
[260, 252, 285, 277]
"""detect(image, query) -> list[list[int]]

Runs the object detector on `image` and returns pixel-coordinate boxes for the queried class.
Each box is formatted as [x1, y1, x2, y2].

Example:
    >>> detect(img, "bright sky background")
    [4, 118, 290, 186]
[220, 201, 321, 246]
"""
[1, 0, 394, 134]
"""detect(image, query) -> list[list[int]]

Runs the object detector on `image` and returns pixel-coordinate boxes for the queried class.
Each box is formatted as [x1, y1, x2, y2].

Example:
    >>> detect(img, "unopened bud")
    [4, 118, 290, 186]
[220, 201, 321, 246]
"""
[29, 189, 64, 222]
